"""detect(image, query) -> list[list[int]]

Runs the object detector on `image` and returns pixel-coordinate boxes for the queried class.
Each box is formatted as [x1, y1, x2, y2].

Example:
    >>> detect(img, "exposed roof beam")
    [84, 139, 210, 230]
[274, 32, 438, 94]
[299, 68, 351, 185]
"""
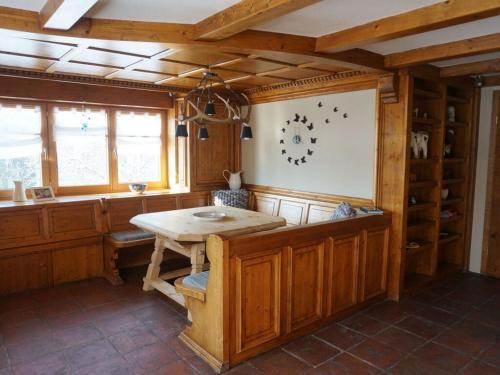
[193, 0, 320, 41]
[440, 58, 500, 77]
[0, 6, 386, 73]
[385, 33, 500, 68]
[39, 0, 99, 30]
[484, 74, 500, 87]
[315, 0, 500, 52]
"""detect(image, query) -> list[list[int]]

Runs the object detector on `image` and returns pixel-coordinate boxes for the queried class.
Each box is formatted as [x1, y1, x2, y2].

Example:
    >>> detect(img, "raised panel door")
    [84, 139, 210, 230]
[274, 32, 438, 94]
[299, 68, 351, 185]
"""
[0, 252, 50, 294]
[145, 196, 178, 213]
[307, 204, 336, 224]
[359, 228, 389, 301]
[327, 235, 360, 315]
[287, 243, 324, 332]
[0, 208, 45, 249]
[52, 241, 103, 284]
[234, 249, 281, 353]
[47, 202, 102, 240]
[278, 200, 307, 225]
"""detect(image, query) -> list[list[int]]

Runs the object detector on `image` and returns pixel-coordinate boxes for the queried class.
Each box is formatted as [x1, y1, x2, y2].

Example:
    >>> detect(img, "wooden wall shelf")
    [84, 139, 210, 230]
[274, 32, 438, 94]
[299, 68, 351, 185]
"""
[446, 121, 468, 128]
[407, 202, 436, 212]
[441, 198, 464, 206]
[439, 234, 461, 246]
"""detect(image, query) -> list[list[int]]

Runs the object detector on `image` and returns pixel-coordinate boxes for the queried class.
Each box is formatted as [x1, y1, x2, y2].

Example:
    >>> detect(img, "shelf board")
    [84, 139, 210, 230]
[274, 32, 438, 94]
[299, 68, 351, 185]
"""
[439, 234, 461, 246]
[447, 95, 468, 104]
[413, 117, 440, 126]
[446, 121, 468, 128]
[408, 202, 436, 212]
[407, 219, 436, 229]
[442, 178, 464, 185]
[409, 180, 437, 189]
[443, 157, 465, 163]
[441, 198, 463, 207]
[410, 158, 438, 165]
[406, 241, 434, 257]
[440, 215, 463, 224]
[414, 88, 441, 99]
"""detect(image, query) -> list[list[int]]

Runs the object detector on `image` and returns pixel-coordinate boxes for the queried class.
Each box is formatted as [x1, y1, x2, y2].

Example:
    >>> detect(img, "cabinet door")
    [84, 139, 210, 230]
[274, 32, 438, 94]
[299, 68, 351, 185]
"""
[47, 202, 102, 241]
[286, 243, 324, 332]
[0, 252, 50, 294]
[234, 249, 281, 353]
[52, 241, 104, 285]
[0, 208, 45, 249]
[327, 235, 360, 315]
[145, 196, 178, 213]
[358, 228, 389, 302]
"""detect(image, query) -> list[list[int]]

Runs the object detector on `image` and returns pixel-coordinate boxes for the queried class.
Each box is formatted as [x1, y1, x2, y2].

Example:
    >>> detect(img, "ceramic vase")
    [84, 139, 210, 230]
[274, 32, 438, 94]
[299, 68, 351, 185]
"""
[12, 180, 27, 202]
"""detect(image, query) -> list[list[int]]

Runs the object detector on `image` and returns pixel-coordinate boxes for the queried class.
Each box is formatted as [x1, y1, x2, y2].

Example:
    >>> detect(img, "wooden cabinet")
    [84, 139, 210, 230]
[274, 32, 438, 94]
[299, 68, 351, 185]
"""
[286, 243, 324, 332]
[47, 201, 102, 241]
[178, 191, 210, 208]
[0, 208, 46, 249]
[145, 195, 178, 213]
[105, 197, 144, 232]
[234, 249, 281, 353]
[0, 252, 50, 295]
[359, 228, 389, 301]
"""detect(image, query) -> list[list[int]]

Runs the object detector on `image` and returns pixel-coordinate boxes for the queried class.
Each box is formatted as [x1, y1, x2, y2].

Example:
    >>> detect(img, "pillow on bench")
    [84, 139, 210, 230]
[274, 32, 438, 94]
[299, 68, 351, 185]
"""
[183, 271, 209, 291]
[109, 229, 155, 242]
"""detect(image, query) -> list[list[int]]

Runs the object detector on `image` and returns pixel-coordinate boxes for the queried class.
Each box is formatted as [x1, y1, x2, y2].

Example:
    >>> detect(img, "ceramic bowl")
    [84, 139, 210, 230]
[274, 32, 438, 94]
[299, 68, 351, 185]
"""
[129, 183, 148, 194]
[192, 211, 227, 221]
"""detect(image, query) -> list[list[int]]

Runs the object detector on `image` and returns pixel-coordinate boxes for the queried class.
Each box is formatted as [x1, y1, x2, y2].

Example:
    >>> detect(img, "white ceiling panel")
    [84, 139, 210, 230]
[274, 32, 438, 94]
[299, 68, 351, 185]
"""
[433, 52, 500, 68]
[365, 16, 500, 55]
[253, 0, 443, 37]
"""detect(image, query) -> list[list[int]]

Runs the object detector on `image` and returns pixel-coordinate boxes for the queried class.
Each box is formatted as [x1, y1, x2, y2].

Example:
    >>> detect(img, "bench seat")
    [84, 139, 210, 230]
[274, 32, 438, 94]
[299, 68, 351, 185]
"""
[109, 229, 155, 243]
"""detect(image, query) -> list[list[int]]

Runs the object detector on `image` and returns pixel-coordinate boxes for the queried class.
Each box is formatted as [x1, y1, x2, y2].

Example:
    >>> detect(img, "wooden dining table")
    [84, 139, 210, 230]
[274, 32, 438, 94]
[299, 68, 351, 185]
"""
[130, 206, 286, 306]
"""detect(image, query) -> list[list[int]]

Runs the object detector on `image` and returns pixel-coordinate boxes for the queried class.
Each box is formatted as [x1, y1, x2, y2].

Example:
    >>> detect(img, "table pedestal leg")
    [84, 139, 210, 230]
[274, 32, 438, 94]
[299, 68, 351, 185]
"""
[190, 243, 206, 275]
[143, 237, 165, 291]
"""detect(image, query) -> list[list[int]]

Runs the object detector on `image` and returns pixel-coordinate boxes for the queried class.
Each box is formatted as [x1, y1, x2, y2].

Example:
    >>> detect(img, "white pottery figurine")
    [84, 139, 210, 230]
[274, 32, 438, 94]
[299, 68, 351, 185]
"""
[12, 180, 27, 202]
[222, 170, 242, 190]
[411, 131, 430, 159]
[447, 106, 456, 122]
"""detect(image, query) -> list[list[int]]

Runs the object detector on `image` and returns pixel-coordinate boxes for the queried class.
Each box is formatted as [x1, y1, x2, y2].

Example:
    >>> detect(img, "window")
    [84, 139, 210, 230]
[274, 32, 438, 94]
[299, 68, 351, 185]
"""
[52, 107, 109, 187]
[0, 103, 43, 190]
[116, 111, 162, 184]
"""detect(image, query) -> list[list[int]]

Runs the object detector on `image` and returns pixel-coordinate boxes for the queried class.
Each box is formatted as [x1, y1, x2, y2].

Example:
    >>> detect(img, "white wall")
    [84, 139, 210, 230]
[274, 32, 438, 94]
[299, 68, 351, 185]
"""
[242, 89, 377, 199]
[469, 86, 500, 272]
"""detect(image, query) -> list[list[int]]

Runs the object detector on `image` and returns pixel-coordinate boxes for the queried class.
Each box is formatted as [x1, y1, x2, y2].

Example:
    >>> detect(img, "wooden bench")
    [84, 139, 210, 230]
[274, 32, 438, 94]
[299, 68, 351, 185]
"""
[175, 213, 391, 373]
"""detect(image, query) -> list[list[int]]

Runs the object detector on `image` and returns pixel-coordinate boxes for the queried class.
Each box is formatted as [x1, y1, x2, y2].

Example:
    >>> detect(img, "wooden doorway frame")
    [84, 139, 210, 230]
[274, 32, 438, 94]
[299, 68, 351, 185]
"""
[481, 90, 500, 275]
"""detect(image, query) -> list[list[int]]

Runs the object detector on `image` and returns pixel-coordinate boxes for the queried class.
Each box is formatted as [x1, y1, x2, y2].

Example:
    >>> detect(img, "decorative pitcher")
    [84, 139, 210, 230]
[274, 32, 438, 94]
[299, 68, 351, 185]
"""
[222, 170, 242, 190]
[12, 180, 27, 202]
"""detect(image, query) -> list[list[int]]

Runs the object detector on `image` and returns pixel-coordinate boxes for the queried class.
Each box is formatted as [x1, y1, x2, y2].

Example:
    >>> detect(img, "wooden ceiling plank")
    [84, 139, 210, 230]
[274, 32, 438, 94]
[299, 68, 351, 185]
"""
[316, 0, 500, 52]
[440, 58, 500, 77]
[193, 0, 320, 41]
[40, 0, 99, 30]
[104, 48, 174, 79]
[385, 33, 500, 68]
[45, 43, 89, 73]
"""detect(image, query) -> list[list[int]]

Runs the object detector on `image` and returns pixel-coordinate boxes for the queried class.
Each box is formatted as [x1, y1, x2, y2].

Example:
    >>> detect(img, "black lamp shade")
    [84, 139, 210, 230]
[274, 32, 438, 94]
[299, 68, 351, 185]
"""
[204, 101, 216, 116]
[175, 123, 188, 137]
[198, 127, 209, 140]
[240, 125, 253, 140]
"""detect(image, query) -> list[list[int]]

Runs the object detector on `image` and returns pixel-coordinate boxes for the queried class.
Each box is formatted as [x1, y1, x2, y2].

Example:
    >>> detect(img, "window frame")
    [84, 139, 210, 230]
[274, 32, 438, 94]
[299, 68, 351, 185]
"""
[0, 100, 170, 199]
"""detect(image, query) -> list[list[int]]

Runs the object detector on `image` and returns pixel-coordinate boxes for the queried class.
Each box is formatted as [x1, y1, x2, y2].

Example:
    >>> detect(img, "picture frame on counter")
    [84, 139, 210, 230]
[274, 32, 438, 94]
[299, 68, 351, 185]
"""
[31, 186, 56, 202]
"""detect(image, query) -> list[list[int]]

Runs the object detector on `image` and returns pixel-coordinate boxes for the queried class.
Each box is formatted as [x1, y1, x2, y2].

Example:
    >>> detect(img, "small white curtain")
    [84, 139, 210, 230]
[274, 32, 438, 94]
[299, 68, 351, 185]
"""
[116, 111, 161, 155]
[53, 107, 107, 141]
[0, 104, 42, 159]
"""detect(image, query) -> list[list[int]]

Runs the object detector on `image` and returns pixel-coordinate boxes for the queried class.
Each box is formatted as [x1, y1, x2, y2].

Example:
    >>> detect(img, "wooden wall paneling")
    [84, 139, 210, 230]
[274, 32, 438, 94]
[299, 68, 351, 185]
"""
[277, 199, 308, 225]
[144, 195, 179, 213]
[358, 228, 389, 301]
[234, 248, 281, 353]
[0, 252, 50, 295]
[285, 242, 324, 332]
[178, 191, 210, 209]
[306, 203, 337, 224]
[327, 234, 360, 315]
[51, 237, 103, 284]
[105, 197, 144, 232]
[253, 193, 280, 216]
[0, 207, 46, 249]
[46, 201, 103, 241]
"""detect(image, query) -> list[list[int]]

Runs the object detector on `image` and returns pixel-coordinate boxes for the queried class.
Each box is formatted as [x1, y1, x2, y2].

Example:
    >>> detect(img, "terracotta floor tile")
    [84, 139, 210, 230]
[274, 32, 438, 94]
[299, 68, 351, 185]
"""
[109, 326, 159, 354]
[395, 316, 446, 340]
[0, 368, 12, 375]
[306, 353, 380, 375]
[36, 299, 81, 319]
[340, 314, 389, 336]
[412, 306, 459, 326]
[132, 304, 181, 324]
[411, 342, 470, 373]
[249, 348, 311, 375]
[94, 312, 144, 336]
[162, 335, 196, 360]
[0, 347, 8, 370]
[85, 301, 131, 322]
[364, 300, 421, 324]
[431, 297, 474, 316]
[45, 310, 92, 331]
[125, 342, 180, 374]
[374, 327, 425, 354]
[74, 289, 118, 309]
[10, 352, 69, 375]
[0, 310, 42, 330]
[187, 355, 218, 374]
[480, 342, 500, 368]
[1, 320, 51, 346]
[7, 335, 62, 365]
[64, 339, 120, 370]
[0, 294, 36, 314]
[74, 356, 134, 375]
[467, 309, 500, 330]
[144, 318, 185, 341]
[153, 359, 200, 375]
[226, 362, 263, 374]
[282, 335, 340, 366]
[434, 320, 498, 355]
[51, 324, 102, 349]
[315, 324, 366, 350]
[460, 361, 500, 375]
[388, 355, 454, 375]
[30, 286, 74, 306]
[348, 338, 403, 370]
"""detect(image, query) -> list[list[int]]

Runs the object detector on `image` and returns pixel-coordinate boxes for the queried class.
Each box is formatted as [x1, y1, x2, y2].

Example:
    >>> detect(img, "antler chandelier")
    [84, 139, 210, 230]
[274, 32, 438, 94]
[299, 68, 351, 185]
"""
[175, 71, 252, 140]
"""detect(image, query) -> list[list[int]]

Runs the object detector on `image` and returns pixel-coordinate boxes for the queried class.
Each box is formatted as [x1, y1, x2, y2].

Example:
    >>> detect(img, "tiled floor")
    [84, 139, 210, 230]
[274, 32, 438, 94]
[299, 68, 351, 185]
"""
[0, 270, 499, 375]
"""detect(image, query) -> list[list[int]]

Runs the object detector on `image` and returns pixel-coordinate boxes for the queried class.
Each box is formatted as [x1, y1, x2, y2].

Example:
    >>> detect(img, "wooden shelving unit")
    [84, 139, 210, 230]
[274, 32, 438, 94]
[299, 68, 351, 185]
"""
[401, 73, 475, 296]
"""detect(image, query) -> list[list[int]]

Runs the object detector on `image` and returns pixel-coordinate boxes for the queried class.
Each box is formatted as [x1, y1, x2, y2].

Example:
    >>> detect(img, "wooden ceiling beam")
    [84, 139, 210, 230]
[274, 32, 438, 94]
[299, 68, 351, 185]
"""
[39, 0, 99, 30]
[193, 0, 320, 41]
[484, 74, 500, 87]
[385, 33, 500, 68]
[0, 6, 386, 73]
[315, 0, 500, 52]
[440, 58, 500, 77]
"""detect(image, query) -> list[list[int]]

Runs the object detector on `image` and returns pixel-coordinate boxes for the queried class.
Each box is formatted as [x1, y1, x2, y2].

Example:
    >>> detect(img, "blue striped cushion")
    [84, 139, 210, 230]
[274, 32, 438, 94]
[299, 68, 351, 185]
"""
[183, 271, 209, 291]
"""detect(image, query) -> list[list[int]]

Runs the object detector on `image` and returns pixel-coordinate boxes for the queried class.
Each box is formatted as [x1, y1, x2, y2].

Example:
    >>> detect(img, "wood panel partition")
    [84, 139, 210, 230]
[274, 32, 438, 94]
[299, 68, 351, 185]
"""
[176, 213, 391, 372]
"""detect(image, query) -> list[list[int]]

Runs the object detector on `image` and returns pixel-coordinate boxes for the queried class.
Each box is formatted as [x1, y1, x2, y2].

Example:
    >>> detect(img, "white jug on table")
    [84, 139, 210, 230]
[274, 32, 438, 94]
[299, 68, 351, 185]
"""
[222, 170, 242, 190]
